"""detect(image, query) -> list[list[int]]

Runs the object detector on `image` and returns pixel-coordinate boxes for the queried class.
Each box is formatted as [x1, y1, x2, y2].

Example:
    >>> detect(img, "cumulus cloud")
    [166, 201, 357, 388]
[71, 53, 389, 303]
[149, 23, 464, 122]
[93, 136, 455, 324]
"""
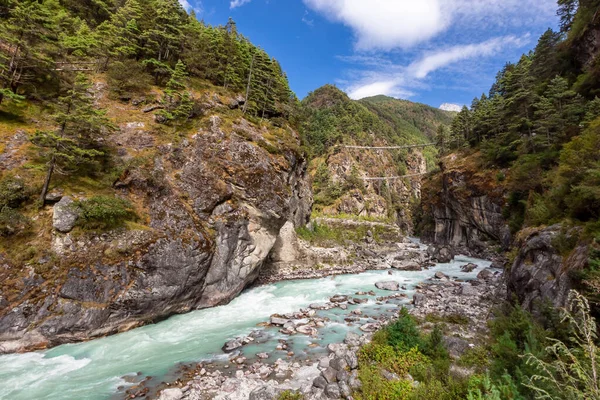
[230, 0, 251, 8]
[304, 0, 447, 50]
[343, 35, 528, 99]
[303, 0, 554, 50]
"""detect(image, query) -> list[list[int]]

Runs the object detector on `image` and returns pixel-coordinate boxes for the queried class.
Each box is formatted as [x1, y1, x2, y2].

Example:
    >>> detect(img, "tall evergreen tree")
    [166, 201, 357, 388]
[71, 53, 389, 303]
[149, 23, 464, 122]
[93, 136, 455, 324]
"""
[32, 74, 114, 203]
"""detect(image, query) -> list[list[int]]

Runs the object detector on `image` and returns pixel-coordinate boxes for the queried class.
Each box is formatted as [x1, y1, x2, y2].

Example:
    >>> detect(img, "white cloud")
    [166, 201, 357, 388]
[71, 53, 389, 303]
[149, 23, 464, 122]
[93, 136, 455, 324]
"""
[342, 35, 528, 99]
[440, 103, 462, 112]
[230, 0, 251, 8]
[303, 0, 555, 50]
[348, 80, 407, 99]
[409, 36, 526, 79]
[304, 0, 447, 50]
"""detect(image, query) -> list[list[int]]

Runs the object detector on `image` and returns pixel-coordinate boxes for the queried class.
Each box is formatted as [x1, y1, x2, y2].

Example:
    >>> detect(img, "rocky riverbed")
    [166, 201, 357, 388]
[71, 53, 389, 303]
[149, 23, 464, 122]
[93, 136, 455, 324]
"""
[145, 250, 503, 400]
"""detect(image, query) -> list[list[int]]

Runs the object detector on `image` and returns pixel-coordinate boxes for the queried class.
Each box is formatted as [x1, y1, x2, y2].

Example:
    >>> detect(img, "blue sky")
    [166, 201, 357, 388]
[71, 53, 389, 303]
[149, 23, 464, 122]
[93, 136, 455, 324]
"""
[180, 0, 559, 109]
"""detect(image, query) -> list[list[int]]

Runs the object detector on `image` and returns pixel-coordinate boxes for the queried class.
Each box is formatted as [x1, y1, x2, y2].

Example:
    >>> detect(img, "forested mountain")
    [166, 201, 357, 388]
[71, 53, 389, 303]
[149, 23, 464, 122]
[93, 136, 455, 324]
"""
[300, 85, 451, 229]
[0, 0, 295, 118]
[437, 0, 600, 235]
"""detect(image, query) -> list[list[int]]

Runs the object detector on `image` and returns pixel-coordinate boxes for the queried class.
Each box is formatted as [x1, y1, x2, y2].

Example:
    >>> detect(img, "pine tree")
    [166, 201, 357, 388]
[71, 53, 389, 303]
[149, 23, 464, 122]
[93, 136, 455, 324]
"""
[158, 60, 192, 123]
[143, 0, 187, 84]
[32, 74, 115, 204]
[0, 0, 56, 104]
[557, 0, 578, 33]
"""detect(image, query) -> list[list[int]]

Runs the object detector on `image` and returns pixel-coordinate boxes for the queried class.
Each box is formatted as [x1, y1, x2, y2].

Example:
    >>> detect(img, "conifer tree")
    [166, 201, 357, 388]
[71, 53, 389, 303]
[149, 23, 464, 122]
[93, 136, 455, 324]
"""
[32, 74, 114, 204]
[0, 0, 56, 104]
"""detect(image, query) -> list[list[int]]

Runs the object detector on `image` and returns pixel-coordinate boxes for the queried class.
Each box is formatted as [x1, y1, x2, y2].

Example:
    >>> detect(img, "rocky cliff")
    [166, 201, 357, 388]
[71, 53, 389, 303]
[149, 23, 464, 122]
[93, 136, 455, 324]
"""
[419, 153, 510, 257]
[507, 225, 589, 313]
[0, 89, 312, 353]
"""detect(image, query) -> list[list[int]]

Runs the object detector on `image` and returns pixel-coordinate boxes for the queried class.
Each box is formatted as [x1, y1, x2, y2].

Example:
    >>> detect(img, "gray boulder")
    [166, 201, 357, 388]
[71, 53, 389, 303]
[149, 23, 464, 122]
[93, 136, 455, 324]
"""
[460, 263, 478, 272]
[157, 388, 183, 400]
[52, 196, 79, 233]
[375, 281, 400, 291]
[249, 386, 281, 400]
[413, 293, 426, 306]
[477, 268, 494, 281]
[325, 383, 341, 399]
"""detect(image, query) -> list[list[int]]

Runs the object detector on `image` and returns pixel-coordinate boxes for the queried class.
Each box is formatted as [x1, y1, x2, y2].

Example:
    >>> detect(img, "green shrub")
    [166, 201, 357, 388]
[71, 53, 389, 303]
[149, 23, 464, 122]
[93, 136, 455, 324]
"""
[76, 196, 136, 230]
[386, 309, 425, 352]
[0, 176, 28, 209]
[0, 206, 31, 236]
[524, 291, 600, 400]
[277, 390, 302, 400]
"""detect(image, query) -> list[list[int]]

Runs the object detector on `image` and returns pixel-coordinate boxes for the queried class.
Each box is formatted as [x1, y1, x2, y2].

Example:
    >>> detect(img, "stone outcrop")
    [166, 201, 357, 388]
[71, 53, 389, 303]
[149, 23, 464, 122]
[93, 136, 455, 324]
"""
[507, 225, 589, 313]
[0, 115, 312, 354]
[420, 154, 510, 257]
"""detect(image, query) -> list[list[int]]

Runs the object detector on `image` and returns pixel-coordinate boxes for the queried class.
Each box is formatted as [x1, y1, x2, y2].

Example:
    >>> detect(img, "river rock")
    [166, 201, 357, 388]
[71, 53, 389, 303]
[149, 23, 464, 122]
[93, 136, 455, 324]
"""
[460, 284, 478, 296]
[157, 388, 183, 400]
[375, 281, 400, 291]
[52, 196, 80, 233]
[325, 383, 341, 399]
[330, 295, 348, 303]
[222, 338, 243, 352]
[477, 268, 494, 281]
[338, 381, 351, 398]
[413, 293, 426, 306]
[257, 352, 269, 359]
[460, 263, 477, 272]
[359, 323, 379, 332]
[330, 357, 348, 371]
[434, 271, 448, 280]
[249, 385, 281, 400]
[313, 375, 328, 389]
[270, 316, 289, 326]
[322, 367, 338, 383]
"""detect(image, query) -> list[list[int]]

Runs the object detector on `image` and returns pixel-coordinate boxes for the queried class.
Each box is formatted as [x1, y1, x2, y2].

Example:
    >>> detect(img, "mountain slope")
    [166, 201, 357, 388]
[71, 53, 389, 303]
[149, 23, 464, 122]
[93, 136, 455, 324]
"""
[300, 85, 451, 230]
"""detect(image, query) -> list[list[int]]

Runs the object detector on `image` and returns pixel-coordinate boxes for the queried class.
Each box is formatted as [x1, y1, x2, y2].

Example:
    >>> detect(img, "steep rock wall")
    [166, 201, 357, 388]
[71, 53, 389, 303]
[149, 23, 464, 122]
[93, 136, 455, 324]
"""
[420, 154, 510, 256]
[507, 225, 589, 313]
[0, 116, 312, 354]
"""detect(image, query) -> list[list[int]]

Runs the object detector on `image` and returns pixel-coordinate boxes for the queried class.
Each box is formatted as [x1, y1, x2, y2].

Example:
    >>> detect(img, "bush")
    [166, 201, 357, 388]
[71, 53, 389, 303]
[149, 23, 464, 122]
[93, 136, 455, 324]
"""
[524, 291, 600, 399]
[0, 206, 31, 236]
[0, 176, 28, 209]
[386, 309, 425, 352]
[76, 196, 136, 230]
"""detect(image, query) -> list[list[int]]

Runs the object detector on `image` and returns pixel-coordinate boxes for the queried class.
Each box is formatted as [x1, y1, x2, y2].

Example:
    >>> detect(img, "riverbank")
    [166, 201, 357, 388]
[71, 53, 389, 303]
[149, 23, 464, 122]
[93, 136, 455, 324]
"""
[146, 256, 502, 400]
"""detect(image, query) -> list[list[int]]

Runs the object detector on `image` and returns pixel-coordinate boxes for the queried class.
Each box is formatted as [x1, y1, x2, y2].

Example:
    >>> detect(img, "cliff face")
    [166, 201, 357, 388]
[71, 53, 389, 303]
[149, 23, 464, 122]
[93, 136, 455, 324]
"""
[420, 154, 591, 314]
[0, 96, 311, 353]
[507, 225, 589, 313]
[420, 153, 510, 257]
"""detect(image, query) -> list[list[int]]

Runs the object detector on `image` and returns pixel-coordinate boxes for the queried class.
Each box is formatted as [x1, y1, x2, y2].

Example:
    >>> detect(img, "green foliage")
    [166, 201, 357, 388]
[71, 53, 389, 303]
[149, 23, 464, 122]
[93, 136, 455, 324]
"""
[523, 291, 600, 399]
[106, 60, 152, 98]
[0, 176, 28, 209]
[0, 206, 30, 236]
[385, 309, 425, 352]
[277, 390, 302, 400]
[0, 0, 294, 119]
[295, 222, 387, 247]
[75, 195, 136, 230]
[32, 73, 114, 202]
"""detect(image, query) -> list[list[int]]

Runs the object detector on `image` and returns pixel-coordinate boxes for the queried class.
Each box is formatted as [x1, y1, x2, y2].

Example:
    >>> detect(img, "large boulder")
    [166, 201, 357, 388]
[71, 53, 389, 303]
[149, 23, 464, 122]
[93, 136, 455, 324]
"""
[52, 196, 79, 233]
[375, 281, 400, 291]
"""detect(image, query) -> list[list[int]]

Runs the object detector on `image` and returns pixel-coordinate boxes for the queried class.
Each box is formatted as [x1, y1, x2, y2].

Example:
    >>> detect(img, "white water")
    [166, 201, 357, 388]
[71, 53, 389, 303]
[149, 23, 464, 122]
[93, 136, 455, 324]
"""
[0, 251, 491, 400]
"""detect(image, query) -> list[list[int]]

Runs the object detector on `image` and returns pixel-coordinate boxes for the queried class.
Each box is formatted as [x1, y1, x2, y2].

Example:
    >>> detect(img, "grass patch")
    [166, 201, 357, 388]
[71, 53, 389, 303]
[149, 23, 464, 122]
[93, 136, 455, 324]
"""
[296, 222, 388, 247]
[425, 313, 470, 326]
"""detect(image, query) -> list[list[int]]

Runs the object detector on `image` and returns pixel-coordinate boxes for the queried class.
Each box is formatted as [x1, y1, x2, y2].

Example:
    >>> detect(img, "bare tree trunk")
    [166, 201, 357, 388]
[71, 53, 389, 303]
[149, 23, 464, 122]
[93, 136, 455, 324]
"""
[39, 155, 55, 205]
[242, 53, 255, 115]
